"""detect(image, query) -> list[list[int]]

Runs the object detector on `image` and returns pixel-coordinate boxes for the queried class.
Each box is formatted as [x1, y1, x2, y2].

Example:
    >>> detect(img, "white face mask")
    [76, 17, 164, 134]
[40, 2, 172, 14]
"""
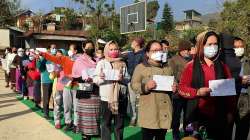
[29, 56, 34, 61]
[151, 51, 166, 62]
[68, 50, 73, 57]
[204, 45, 218, 58]
[234, 48, 244, 57]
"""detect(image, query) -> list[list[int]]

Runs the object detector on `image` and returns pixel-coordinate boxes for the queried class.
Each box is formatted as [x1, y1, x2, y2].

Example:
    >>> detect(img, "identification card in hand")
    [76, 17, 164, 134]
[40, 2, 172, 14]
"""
[82, 68, 95, 80]
[209, 78, 236, 96]
[153, 75, 174, 91]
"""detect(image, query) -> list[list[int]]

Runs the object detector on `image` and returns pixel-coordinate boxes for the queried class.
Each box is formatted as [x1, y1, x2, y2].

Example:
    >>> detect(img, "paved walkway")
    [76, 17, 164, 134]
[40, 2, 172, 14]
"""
[0, 71, 71, 140]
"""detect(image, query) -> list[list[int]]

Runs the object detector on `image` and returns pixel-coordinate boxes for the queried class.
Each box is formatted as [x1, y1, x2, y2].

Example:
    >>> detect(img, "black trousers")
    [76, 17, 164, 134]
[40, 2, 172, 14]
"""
[142, 128, 167, 140]
[172, 97, 187, 140]
[100, 101, 126, 140]
[42, 83, 53, 116]
[235, 113, 250, 140]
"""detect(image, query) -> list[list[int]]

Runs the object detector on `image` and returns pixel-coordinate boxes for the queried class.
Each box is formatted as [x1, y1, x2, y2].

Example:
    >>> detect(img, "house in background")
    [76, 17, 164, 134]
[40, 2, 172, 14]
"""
[0, 27, 25, 50]
[22, 30, 87, 50]
[15, 10, 35, 31]
[175, 9, 202, 31]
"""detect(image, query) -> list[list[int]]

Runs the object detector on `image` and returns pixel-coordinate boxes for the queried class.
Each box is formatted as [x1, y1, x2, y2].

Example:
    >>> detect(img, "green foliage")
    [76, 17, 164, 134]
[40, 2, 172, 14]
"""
[0, 0, 21, 27]
[160, 2, 174, 34]
[147, 1, 160, 20]
[181, 27, 205, 42]
[218, 0, 250, 54]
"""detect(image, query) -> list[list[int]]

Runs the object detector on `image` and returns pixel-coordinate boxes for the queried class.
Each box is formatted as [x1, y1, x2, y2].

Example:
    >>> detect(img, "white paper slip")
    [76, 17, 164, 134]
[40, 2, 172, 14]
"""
[82, 68, 96, 80]
[209, 78, 236, 96]
[103, 69, 119, 81]
[36, 48, 47, 53]
[46, 64, 55, 73]
[1, 58, 7, 70]
[153, 75, 174, 91]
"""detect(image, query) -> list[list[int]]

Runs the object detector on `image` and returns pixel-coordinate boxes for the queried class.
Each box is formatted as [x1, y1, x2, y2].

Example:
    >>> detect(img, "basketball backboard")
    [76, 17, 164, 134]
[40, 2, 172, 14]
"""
[120, 1, 146, 34]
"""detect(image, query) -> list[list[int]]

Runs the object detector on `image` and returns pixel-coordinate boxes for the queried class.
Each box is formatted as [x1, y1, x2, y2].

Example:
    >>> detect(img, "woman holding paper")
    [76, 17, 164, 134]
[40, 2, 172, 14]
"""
[72, 40, 100, 140]
[94, 41, 130, 140]
[178, 31, 236, 140]
[131, 40, 177, 140]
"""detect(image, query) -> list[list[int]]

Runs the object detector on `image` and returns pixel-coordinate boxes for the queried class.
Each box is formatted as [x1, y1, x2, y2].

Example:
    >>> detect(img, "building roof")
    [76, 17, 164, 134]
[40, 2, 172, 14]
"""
[23, 30, 87, 37]
[15, 10, 35, 17]
[183, 9, 201, 16]
[22, 30, 88, 41]
[8, 26, 25, 33]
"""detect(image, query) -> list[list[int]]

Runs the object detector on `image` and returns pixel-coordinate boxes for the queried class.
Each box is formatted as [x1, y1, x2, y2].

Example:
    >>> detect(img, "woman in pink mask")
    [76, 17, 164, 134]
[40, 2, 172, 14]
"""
[94, 41, 130, 140]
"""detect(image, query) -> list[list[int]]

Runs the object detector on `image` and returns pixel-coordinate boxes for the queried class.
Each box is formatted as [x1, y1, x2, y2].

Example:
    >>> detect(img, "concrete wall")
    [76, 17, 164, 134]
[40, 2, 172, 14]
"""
[0, 29, 10, 49]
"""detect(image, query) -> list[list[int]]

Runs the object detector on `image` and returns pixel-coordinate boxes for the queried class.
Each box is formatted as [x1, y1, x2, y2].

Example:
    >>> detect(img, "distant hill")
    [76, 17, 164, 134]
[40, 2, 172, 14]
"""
[201, 12, 221, 24]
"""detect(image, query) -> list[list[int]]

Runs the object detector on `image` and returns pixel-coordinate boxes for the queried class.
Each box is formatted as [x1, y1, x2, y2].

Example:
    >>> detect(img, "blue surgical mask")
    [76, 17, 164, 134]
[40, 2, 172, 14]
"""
[204, 45, 218, 58]
[29, 56, 34, 61]
[51, 48, 57, 55]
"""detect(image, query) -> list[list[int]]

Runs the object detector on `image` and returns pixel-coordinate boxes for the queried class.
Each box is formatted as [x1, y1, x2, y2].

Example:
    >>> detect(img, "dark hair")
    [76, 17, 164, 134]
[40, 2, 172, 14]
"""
[145, 40, 162, 52]
[160, 39, 169, 46]
[197, 31, 219, 60]
[5, 47, 11, 52]
[83, 40, 95, 49]
[56, 49, 63, 54]
[234, 37, 244, 42]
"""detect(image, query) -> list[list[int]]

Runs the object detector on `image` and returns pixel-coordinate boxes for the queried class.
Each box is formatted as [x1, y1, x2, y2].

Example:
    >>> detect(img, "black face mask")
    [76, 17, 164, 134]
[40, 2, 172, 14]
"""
[85, 48, 95, 57]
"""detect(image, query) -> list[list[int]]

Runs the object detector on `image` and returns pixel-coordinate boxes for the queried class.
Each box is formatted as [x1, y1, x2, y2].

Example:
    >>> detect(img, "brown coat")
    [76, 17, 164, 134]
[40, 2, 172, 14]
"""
[131, 61, 173, 129]
[168, 54, 188, 82]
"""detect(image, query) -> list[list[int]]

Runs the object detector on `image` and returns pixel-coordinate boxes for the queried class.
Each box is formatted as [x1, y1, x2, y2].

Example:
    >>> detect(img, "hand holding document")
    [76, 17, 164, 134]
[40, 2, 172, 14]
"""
[103, 69, 120, 81]
[46, 64, 55, 73]
[153, 75, 174, 91]
[36, 48, 47, 53]
[209, 78, 236, 96]
[82, 68, 96, 80]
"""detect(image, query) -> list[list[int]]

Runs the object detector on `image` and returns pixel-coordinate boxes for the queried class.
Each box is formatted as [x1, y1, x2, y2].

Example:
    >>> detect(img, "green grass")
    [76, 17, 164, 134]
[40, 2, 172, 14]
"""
[17, 97, 174, 140]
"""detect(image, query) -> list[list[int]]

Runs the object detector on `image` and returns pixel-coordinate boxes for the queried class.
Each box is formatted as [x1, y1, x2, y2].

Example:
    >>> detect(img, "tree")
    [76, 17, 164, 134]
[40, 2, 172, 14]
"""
[147, 1, 160, 20]
[160, 2, 174, 34]
[0, 0, 21, 27]
[217, 0, 250, 54]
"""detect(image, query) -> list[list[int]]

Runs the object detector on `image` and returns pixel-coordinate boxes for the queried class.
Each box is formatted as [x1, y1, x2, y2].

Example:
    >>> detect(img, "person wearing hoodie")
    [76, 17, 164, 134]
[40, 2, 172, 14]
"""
[94, 41, 130, 140]
[169, 40, 193, 140]
[233, 37, 250, 140]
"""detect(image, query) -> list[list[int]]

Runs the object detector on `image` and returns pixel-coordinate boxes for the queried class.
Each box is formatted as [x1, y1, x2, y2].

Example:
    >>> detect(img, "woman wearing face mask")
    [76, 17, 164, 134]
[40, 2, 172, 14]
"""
[178, 31, 236, 140]
[71, 40, 100, 140]
[94, 41, 130, 140]
[26, 52, 41, 108]
[131, 40, 177, 140]
[3, 47, 11, 87]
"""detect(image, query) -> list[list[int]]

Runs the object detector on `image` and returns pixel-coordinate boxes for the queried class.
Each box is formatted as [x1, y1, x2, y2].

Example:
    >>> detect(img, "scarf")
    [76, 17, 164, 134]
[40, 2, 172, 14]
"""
[72, 53, 96, 78]
[186, 31, 227, 123]
[104, 41, 125, 114]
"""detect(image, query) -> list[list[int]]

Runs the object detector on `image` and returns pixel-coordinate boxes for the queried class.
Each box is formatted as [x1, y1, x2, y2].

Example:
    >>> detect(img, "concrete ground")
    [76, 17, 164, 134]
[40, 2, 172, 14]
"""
[0, 70, 71, 140]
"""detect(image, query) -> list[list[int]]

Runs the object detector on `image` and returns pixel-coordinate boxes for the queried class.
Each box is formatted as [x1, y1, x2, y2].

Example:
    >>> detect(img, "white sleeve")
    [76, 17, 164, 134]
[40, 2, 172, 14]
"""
[93, 60, 105, 85]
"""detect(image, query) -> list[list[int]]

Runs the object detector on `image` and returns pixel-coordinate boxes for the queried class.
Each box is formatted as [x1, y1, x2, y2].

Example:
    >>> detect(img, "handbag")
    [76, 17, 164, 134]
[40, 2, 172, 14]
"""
[76, 83, 94, 99]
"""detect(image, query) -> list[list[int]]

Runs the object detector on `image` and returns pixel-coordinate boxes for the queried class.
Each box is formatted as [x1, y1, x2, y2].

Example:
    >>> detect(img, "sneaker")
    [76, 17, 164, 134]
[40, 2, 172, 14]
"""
[5, 85, 9, 88]
[55, 124, 61, 129]
[64, 123, 73, 131]
[72, 125, 78, 133]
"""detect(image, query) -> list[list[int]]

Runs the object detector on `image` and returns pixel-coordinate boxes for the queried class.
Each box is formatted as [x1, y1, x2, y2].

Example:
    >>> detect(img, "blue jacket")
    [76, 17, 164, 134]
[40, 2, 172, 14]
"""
[124, 49, 145, 77]
[36, 58, 53, 84]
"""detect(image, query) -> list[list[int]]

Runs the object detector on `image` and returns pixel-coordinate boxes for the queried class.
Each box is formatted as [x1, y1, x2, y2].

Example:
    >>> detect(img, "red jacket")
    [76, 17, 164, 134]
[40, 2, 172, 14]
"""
[27, 60, 40, 80]
[178, 61, 236, 118]
[41, 52, 74, 77]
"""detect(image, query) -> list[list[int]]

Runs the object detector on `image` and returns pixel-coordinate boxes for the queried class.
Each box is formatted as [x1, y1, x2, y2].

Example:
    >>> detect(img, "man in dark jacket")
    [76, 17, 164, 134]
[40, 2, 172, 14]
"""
[123, 37, 145, 126]
[169, 40, 193, 140]
[233, 37, 250, 140]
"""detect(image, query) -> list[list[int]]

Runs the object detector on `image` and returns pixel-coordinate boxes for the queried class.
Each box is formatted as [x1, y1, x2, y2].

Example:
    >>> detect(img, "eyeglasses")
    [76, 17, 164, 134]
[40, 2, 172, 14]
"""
[149, 50, 162, 53]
